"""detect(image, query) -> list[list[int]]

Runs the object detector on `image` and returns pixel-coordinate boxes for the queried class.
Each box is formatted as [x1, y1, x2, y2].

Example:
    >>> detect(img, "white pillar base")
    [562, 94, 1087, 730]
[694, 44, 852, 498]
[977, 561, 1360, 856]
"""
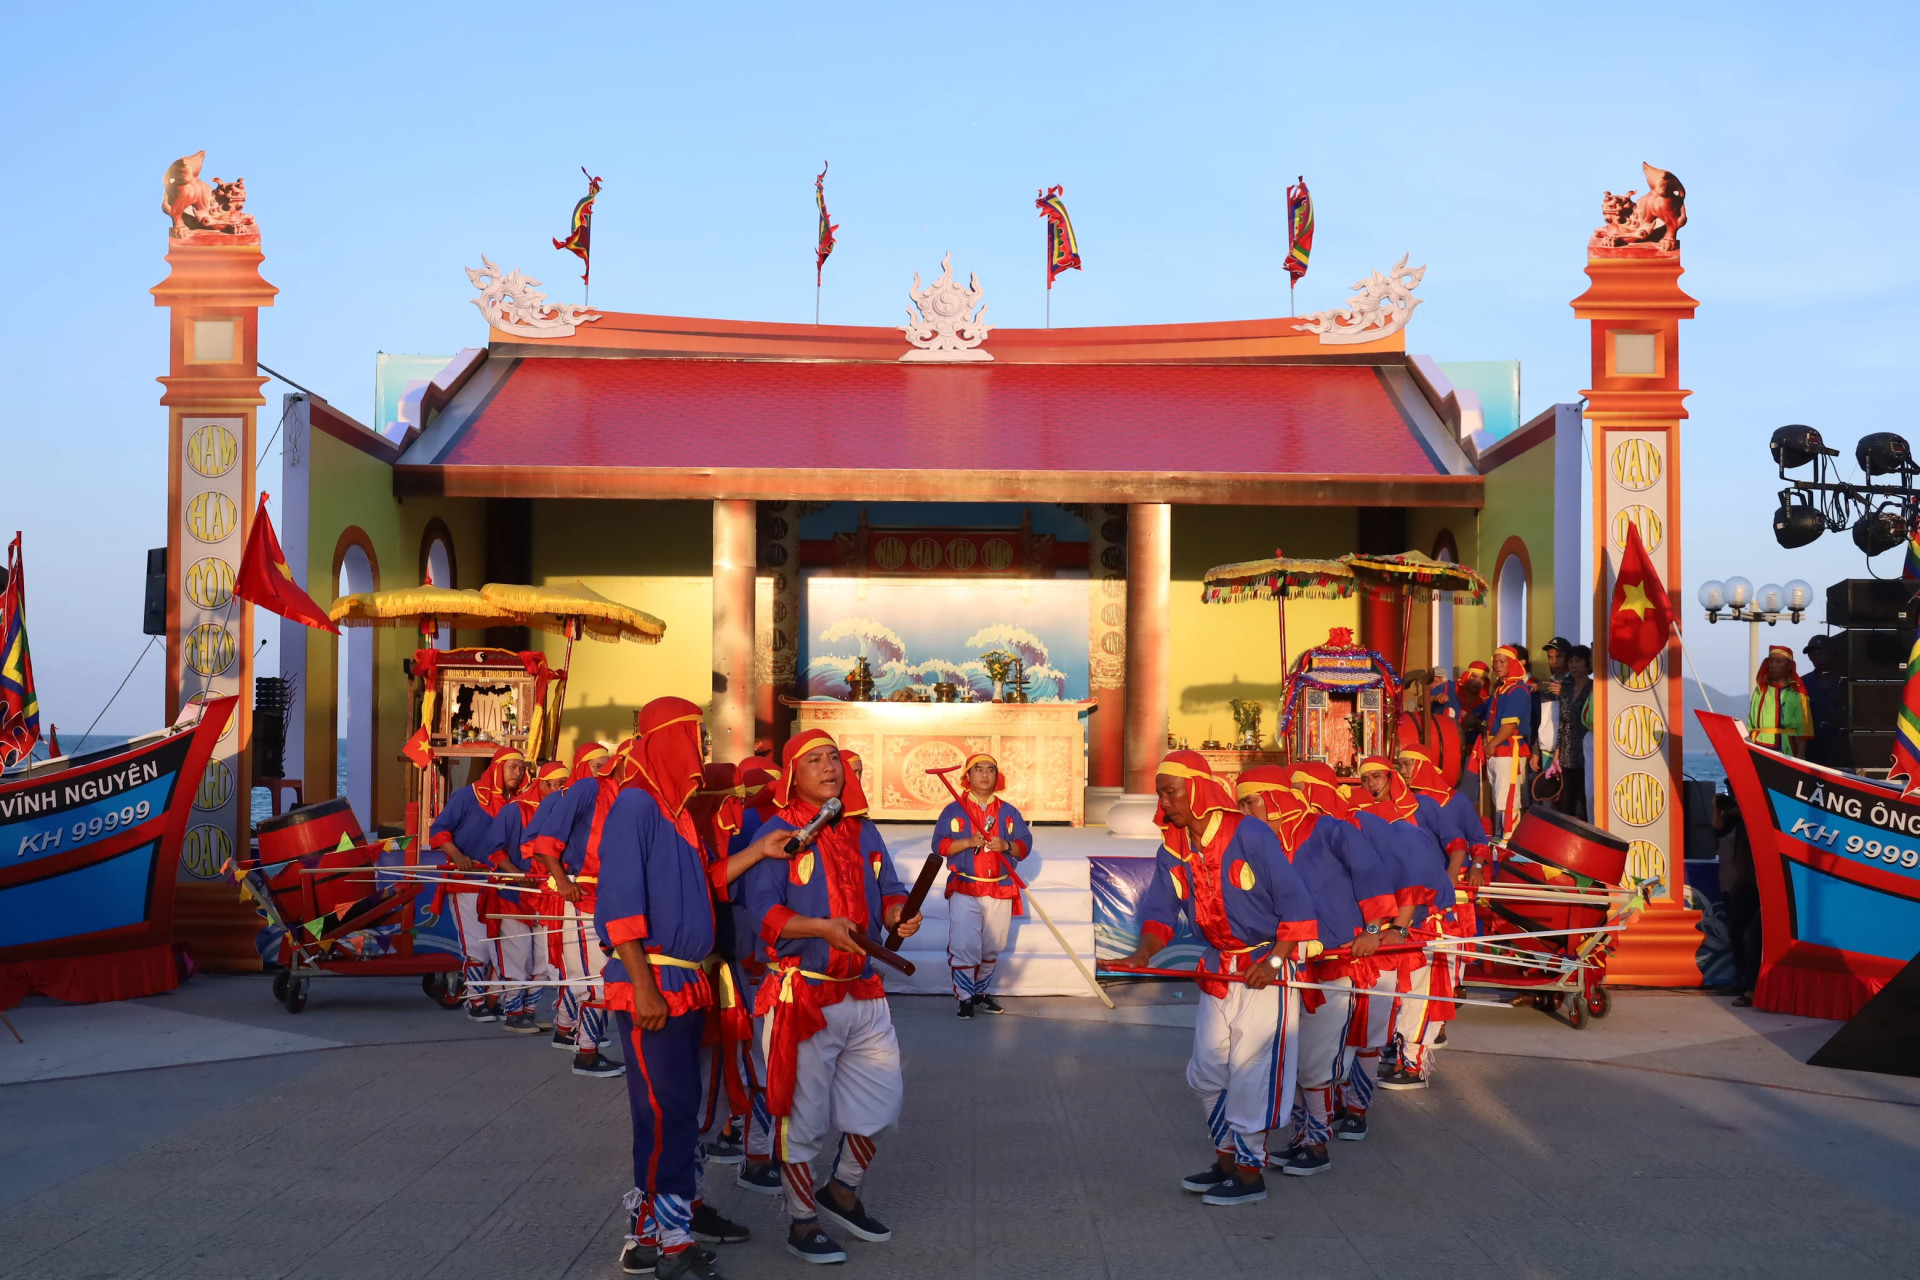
[1105, 793, 1162, 839]
[1083, 786, 1123, 826]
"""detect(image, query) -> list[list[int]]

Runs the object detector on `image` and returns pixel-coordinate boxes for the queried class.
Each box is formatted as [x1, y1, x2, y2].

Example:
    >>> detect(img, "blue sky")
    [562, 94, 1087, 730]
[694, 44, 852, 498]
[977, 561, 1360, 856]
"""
[4, 1, 1915, 732]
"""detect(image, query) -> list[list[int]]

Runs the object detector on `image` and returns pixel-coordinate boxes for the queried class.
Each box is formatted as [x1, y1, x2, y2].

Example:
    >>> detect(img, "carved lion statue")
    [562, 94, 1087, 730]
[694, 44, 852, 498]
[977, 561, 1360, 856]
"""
[1589, 162, 1687, 252]
[162, 151, 258, 238]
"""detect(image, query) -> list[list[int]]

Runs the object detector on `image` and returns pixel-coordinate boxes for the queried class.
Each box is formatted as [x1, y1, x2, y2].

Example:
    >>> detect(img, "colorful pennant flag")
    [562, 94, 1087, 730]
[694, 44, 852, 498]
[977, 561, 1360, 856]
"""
[1904, 532, 1920, 581]
[233, 494, 340, 634]
[1035, 185, 1081, 289]
[0, 533, 41, 767]
[1887, 633, 1920, 799]
[1286, 176, 1314, 289]
[1607, 523, 1675, 675]
[814, 162, 838, 287]
[403, 727, 434, 769]
[552, 167, 602, 289]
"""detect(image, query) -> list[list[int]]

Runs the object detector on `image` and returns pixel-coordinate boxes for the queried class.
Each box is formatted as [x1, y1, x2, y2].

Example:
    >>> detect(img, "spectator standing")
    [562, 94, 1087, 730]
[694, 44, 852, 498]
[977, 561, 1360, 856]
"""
[1714, 789, 1760, 1005]
[1556, 646, 1593, 821]
[1801, 635, 1844, 768]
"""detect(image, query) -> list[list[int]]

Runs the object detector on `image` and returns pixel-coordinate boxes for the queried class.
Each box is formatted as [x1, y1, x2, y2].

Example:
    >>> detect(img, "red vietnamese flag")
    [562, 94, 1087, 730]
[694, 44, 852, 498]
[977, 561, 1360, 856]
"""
[233, 493, 340, 633]
[402, 727, 434, 768]
[1608, 522, 1673, 675]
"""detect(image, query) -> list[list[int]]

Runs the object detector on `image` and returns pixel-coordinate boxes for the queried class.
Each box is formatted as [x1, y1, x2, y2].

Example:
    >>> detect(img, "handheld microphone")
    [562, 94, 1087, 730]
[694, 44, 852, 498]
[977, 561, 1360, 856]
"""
[783, 796, 844, 854]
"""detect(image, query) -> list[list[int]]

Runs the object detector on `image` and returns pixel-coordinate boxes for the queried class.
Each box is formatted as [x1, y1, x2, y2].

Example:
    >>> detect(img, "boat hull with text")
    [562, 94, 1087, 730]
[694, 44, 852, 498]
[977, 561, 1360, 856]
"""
[1698, 709, 1920, 1020]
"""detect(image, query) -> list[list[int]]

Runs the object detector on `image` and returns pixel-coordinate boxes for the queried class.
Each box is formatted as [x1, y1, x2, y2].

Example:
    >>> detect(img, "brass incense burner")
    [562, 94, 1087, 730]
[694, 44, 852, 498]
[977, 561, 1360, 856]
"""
[846, 657, 877, 702]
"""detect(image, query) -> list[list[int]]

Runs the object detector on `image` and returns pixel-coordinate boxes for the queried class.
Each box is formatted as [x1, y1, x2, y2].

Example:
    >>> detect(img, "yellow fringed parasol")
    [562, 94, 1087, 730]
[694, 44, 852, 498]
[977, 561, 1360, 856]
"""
[329, 586, 519, 631]
[478, 582, 666, 645]
[1339, 551, 1489, 605]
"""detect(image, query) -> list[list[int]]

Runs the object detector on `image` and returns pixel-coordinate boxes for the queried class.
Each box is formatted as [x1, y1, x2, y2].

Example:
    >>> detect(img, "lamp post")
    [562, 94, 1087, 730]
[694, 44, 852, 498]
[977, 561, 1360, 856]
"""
[1698, 576, 1814, 679]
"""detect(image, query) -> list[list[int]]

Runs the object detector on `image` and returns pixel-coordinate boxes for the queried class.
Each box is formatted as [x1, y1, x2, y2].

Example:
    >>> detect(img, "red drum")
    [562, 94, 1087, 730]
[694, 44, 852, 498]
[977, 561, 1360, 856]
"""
[256, 797, 363, 863]
[1506, 806, 1629, 886]
[255, 798, 378, 922]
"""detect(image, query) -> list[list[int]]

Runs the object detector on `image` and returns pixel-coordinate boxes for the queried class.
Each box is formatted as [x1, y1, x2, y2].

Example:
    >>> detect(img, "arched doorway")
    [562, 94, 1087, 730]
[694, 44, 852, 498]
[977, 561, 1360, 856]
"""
[334, 531, 378, 828]
[421, 521, 455, 652]
[1496, 538, 1531, 650]
[1430, 530, 1458, 675]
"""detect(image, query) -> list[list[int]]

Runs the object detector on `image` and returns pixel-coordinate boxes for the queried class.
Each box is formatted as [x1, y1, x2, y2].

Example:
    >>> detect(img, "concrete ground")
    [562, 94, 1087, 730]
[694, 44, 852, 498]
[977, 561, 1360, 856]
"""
[2, 976, 1918, 1280]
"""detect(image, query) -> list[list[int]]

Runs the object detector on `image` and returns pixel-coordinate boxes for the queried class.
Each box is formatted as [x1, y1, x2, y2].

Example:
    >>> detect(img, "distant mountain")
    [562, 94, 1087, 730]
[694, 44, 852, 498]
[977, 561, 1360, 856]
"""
[1681, 678, 1744, 729]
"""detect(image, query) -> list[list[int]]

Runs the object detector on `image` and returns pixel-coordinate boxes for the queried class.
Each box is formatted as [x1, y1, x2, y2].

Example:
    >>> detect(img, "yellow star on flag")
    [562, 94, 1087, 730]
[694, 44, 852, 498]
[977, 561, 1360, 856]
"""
[1618, 582, 1653, 618]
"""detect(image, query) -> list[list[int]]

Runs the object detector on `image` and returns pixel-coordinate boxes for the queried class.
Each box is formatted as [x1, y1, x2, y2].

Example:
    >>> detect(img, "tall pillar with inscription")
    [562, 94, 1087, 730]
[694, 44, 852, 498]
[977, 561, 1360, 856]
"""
[1570, 163, 1702, 985]
[1108, 502, 1169, 838]
[1085, 503, 1127, 823]
[150, 151, 277, 970]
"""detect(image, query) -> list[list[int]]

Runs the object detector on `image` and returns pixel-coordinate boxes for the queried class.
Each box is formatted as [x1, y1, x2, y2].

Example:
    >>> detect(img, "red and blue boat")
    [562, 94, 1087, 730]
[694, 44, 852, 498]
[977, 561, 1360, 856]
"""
[0, 698, 235, 1003]
[1699, 709, 1920, 1020]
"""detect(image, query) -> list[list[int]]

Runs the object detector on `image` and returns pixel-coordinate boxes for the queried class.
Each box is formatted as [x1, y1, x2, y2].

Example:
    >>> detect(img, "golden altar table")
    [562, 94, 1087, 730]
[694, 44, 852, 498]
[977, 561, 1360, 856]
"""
[786, 699, 1094, 825]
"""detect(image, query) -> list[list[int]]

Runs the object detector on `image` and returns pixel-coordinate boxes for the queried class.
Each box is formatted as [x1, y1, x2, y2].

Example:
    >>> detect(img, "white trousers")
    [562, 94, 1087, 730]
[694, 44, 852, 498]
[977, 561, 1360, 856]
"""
[560, 900, 609, 1050]
[1487, 756, 1527, 838]
[1392, 960, 1443, 1075]
[1291, 976, 1354, 1149]
[947, 893, 1012, 999]
[491, 915, 538, 1014]
[766, 996, 902, 1168]
[449, 891, 495, 1006]
[1188, 980, 1298, 1165]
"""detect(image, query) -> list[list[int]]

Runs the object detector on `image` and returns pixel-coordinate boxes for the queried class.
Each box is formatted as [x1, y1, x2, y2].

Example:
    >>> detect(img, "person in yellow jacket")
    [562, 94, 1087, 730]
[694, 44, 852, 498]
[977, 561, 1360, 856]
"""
[1747, 644, 1812, 757]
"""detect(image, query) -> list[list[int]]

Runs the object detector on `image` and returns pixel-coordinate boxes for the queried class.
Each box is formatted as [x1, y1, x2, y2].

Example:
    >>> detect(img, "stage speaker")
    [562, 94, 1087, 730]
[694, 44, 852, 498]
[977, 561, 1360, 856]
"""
[253, 676, 289, 778]
[142, 547, 167, 636]
[1846, 729, 1895, 773]
[1827, 578, 1919, 630]
[1843, 679, 1904, 732]
[1828, 628, 1916, 681]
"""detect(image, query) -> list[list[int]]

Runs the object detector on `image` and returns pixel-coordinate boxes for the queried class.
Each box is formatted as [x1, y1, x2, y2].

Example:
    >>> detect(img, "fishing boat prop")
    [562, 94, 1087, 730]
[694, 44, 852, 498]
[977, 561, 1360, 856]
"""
[0, 697, 236, 1007]
[1699, 709, 1920, 1020]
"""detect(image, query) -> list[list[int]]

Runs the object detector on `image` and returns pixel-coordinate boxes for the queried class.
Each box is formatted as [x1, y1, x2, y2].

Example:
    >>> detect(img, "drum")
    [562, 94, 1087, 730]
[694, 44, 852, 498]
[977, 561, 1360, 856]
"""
[1506, 805, 1629, 886]
[256, 798, 376, 922]
[256, 797, 364, 863]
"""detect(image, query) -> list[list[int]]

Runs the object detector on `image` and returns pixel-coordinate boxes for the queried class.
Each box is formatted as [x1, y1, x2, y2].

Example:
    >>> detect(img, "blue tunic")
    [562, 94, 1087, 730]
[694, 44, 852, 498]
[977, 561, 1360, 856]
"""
[1289, 817, 1400, 950]
[594, 788, 717, 1011]
[931, 798, 1033, 900]
[429, 785, 501, 863]
[1356, 808, 1455, 919]
[523, 775, 605, 877]
[1489, 682, 1533, 759]
[739, 813, 908, 991]
[1137, 814, 1318, 970]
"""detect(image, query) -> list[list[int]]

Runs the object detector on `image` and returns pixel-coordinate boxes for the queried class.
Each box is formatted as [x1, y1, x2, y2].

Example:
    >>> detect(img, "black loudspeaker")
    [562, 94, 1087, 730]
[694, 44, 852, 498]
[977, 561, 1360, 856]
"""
[1828, 628, 1916, 681]
[253, 676, 289, 778]
[1843, 680, 1904, 732]
[142, 548, 167, 636]
[1847, 730, 1896, 773]
[1827, 579, 1919, 630]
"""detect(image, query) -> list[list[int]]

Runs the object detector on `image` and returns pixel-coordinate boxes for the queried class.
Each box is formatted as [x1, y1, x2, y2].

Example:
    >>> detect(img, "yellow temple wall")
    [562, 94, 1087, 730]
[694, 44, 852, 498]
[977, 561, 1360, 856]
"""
[1477, 432, 1560, 657]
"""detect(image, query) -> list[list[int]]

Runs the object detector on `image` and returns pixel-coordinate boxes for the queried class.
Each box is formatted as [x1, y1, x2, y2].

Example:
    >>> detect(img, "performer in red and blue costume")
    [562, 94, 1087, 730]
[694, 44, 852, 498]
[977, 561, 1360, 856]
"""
[523, 743, 609, 1052]
[524, 738, 630, 1078]
[932, 751, 1032, 1018]
[1235, 765, 1398, 1174]
[725, 754, 785, 1192]
[482, 758, 570, 1032]
[739, 728, 922, 1265]
[1485, 645, 1535, 837]
[1119, 751, 1319, 1207]
[428, 745, 525, 1023]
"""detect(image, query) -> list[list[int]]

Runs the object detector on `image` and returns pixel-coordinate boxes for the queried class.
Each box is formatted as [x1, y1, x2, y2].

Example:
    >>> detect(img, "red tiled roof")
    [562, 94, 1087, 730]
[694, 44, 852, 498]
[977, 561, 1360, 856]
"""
[433, 358, 1445, 476]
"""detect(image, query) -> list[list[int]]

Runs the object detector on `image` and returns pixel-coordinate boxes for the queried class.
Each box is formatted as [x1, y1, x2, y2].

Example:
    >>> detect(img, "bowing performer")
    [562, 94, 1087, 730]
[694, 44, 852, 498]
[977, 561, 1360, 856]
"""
[687, 760, 752, 1167]
[1234, 766, 1397, 1174]
[525, 739, 627, 1078]
[428, 746, 526, 1023]
[1118, 752, 1318, 1206]
[932, 752, 1032, 1018]
[528, 744, 608, 1052]
[483, 758, 571, 1033]
[739, 729, 922, 1265]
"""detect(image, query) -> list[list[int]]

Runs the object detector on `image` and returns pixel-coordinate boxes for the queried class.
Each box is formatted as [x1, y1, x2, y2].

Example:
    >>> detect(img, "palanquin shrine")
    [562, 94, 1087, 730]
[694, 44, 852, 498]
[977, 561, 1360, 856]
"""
[154, 169, 1702, 987]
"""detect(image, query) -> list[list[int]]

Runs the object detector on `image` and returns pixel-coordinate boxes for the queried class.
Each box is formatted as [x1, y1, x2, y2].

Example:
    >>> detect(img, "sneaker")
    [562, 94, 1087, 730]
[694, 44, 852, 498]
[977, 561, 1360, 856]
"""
[1378, 1067, 1428, 1092]
[502, 1011, 541, 1034]
[705, 1124, 745, 1166]
[1266, 1143, 1302, 1170]
[657, 1246, 729, 1279]
[1335, 1113, 1369, 1142]
[784, 1224, 847, 1265]
[1201, 1172, 1268, 1206]
[956, 999, 974, 1019]
[572, 1052, 626, 1078]
[817, 1185, 891, 1243]
[972, 994, 1005, 1015]
[1434, 1027, 1449, 1047]
[736, 1160, 782, 1195]
[619, 1237, 657, 1275]
[466, 1004, 501, 1023]
[690, 1204, 750, 1244]
[552, 1027, 578, 1051]
[1282, 1145, 1332, 1177]
[1181, 1162, 1230, 1193]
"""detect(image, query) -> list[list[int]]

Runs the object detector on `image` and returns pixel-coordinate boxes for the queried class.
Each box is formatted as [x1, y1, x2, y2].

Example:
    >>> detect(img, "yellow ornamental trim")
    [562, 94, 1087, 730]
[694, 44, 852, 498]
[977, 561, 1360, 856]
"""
[1234, 860, 1256, 892]
[794, 852, 816, 885]
[1170, 868, 1188, 900]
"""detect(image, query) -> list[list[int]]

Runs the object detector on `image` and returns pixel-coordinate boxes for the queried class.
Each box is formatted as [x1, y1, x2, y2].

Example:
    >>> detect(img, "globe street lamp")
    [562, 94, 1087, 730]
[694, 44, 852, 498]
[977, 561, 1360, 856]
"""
[1699, 576, 1813, 678]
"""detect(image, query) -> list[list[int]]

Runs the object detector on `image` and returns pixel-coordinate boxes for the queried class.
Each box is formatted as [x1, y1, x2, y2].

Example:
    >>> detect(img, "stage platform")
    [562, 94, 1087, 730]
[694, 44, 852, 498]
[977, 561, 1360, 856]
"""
[872, 822, 1157, 998]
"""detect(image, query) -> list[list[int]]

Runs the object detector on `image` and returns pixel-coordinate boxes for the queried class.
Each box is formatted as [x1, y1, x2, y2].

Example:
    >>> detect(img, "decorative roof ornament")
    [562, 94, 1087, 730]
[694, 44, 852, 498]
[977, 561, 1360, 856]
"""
[465, 256, 600, 338]
[1589, 162, 1686, 256]
[1293, 254, 1426, 345]
[899, 253, 992, 362]
[161, 151, 259, 243]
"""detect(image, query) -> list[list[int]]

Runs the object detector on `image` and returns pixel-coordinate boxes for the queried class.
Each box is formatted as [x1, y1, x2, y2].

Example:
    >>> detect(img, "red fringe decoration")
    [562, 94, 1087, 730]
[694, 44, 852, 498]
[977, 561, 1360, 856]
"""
[0, 942, 180, 1012]
[1754, 960, 1886, 1022]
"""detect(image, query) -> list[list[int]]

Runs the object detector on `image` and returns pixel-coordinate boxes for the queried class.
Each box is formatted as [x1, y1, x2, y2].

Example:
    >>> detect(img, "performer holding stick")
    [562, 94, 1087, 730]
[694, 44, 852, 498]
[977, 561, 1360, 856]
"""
[1115, 752, 1319, 1206]
[482, 758, 570, 1033]
[427, 746, 527, 1024]
[739, 729, 922, 1265]
[931, 752, 1031, 1018]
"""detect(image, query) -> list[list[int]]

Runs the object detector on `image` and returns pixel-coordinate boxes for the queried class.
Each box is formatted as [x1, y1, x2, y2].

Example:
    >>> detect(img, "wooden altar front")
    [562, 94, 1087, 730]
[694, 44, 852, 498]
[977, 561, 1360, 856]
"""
[787, 700, 1094, 824]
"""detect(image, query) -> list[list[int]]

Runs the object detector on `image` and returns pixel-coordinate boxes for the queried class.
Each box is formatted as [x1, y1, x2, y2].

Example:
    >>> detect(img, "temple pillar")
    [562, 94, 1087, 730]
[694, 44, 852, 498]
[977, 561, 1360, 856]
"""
[150, 151, 277, 971]
[1570, 170, 1702, 986]
[711, 499, 757, 764]
[757, 501, 802, 757]
[1085, 504, 1127, 822]
[1109, 502, 1169, 837]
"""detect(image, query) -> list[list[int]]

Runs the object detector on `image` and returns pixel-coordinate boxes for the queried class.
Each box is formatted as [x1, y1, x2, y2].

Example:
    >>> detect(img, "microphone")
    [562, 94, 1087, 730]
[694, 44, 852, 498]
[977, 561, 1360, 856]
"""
[783, 797, 844, 854]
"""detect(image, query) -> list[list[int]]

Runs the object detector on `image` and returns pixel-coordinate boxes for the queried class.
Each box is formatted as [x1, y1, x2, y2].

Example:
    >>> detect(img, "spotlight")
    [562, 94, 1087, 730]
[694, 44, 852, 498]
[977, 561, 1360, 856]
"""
[1853, 508, 1908, 557]
[1856, 432, 1913, 477]
[1772, 495, 1826, 549]
[1770, 424, 1829, 470]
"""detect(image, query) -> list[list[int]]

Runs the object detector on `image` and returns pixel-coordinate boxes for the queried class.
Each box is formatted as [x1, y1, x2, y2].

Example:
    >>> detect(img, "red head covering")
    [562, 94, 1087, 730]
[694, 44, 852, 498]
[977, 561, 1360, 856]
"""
[1495, 645, 1530, 689]
[628, 697, 705, 818]
[1234, 764, 1317, 851]
[1285, 762, 1357, 821]
[569, 740, 611, 782]
[1757, 644, 1808, 692]
[1355, 755, 1418, 821]
[961, 752, 1007, 793]
[535, 760, 569, 786]
[738, 755, 780, 819]
[470, 746, 526, 817]
[837, 749, 873, 818]
[1395, 743, 1453, 800]
[686, 761, 745, 860]
[1152, 750, 1237, 828]
[775, 728, 841, 809]
[1458, 660, 1491, 713]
